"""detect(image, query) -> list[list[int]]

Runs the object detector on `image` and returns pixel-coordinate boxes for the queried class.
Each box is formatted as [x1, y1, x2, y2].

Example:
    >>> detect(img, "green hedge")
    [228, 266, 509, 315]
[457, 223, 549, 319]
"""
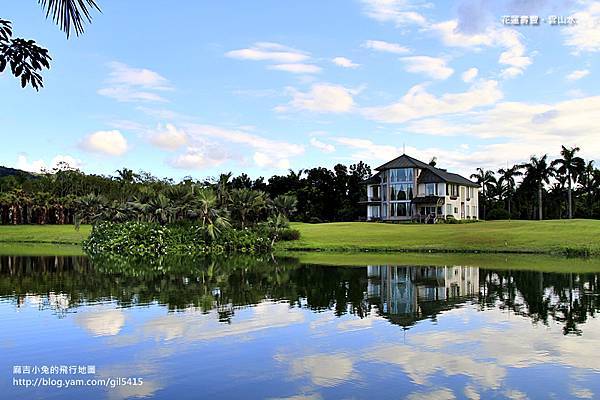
[83, 222, 275, 257]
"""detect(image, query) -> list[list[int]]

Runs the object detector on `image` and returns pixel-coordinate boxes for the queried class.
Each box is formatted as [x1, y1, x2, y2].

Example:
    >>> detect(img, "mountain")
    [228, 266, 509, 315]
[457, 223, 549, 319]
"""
[0, 166, 34, 178]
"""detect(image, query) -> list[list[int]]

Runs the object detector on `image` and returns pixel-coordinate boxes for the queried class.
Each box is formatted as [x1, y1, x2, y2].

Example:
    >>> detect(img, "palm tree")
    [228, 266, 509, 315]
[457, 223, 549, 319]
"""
[273, 194, 298, 218]
[497, 165, 522, 218]
[470, 168, 496, 219]
[38, 0, 101, 37]
[214, 173, 232, 208]
[580, 161, 596, 218]
[229, 188, 267, 228]
[190, 189, 230, 240]
[552, 146, 585, 219]
[523, 155, 555, 220]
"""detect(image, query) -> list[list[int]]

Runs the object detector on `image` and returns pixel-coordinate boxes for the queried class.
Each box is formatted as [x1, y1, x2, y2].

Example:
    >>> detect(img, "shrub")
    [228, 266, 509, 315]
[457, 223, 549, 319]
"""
[279, 228, 301, 241]
[83, 221, 274, 257]
[486, 208, 511, 220]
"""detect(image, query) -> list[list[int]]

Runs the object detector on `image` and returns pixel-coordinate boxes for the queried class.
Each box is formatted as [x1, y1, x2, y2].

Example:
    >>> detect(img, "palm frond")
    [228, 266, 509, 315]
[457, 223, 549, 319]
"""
[38, 0, 101, 38]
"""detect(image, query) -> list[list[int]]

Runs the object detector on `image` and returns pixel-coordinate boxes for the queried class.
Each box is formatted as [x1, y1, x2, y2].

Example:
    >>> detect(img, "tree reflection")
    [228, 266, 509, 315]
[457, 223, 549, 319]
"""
[1, 255, 599, 335]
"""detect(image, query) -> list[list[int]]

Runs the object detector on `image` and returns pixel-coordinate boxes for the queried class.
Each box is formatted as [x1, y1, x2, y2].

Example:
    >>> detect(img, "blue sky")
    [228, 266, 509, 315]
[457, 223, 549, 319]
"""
[1, 0, 599, 179]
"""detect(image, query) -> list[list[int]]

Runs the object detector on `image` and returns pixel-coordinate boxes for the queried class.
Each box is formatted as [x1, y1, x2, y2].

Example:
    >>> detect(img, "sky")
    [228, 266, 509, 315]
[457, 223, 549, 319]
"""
[1, 0, 599, 180]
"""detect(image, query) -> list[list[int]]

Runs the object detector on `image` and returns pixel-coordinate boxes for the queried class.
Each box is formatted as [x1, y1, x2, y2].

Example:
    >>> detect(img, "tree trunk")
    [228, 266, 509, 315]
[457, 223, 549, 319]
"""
[538, 184, 543, 220]
[567, 176, 573, 219]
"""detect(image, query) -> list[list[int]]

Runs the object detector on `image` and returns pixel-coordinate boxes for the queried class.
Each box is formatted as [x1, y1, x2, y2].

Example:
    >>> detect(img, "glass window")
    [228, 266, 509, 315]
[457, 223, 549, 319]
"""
[446, 204, 452, 215]
[447, 184, 458, 197]
[389, 168, 413, 183]
[390, 183, 413, 201]
[390, 202, 411, 217]
[425, 183, 437, 195]
[382, 203, 388, 218]
[382, 185, 387, 201]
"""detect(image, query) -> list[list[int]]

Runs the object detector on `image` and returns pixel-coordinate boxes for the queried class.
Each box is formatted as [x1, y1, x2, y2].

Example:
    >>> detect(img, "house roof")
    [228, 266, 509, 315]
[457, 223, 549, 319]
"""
[375, 154, 431, 171]
[361, 172, 381, 185]
[374, 154, 480, 188]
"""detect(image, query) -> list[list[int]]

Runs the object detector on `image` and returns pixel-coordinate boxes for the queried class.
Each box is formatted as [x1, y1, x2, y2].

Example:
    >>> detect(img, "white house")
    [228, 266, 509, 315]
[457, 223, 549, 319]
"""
[362, 154, 480, 222]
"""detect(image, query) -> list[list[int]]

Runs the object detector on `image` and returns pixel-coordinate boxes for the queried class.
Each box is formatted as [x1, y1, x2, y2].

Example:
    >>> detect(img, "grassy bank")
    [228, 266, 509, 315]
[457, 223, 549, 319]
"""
[282, 251, 600, 273]
[1, 220, 599, 257]
[0, 225, 91, 245]
[279, 220, 600, 256]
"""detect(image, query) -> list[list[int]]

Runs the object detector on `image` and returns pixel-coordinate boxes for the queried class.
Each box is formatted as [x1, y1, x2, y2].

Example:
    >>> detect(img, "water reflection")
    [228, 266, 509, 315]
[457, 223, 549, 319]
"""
[1, 255, 600, 335]
[1, 255, 600, 399]
[368, 265, 479, 328]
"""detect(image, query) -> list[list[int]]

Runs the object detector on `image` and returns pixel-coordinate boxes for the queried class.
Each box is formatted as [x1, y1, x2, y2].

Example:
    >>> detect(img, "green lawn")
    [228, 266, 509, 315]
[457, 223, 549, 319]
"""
[281, 251, 600, 272]
[279, 220, 600, 256]
[0, 224, 92, 245]
[1, 220, 599, 257]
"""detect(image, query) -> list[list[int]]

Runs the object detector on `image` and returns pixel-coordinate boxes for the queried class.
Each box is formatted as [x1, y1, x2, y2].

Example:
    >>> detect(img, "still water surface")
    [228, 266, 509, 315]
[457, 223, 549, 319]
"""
[1, 255, 599, 399]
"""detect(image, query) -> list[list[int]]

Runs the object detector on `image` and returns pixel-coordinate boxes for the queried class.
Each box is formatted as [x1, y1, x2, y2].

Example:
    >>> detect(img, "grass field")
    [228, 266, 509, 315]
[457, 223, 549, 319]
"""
[281, 251, 600, 272]
[0, 225, 91, 245]
[279, 220, 600, 256]
[0, 220, 599, 257]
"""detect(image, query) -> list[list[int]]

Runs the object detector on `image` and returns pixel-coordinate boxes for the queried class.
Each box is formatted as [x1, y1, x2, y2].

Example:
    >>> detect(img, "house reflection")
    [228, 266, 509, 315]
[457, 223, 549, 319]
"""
[367, 265, 479, 328]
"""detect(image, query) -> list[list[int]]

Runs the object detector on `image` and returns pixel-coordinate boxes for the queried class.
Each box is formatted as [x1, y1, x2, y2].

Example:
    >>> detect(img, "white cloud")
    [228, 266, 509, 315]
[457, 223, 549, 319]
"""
[360, 0, 428, 26]
[106, 61, 170, 90]
[148, 123, 188, 151]
[400, 56, 454, 80]
[562, 2, 600, 54]
[286, 354, 355, 387]
[225, 42, 309, 63]
[80, 130, 129, 156]
[98, 62, 171, 103]
[181, 123, 305, 169]
[398, 94, 600, 172]
[15, 154, 83, 173]
[429, 20, 531, 78]
[462, 67, 479, 83]
[566, 69, 590, 81]
[332, 57, 360, 68]
[97, 87, 168, 103]
[406, 388, 456, 400]
[268, 63, 322, 74]
[169, 146, 229, 170]
[363, 39, 410, 54]
[75, 309, 125, 337]
[276, 83, 356, 113]
[310, 137, 336, 153]
[363, 80, 502, 123]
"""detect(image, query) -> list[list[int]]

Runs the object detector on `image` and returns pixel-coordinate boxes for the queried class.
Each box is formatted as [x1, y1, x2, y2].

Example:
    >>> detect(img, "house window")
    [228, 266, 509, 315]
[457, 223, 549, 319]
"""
[472, 206, 477, 218]
[454, 207, 459, 214]
[446, 184, 458, 197]
[446, 204, 452, 215]
[371, 185, 380, 200]
[382, 185, 387, 201]
[369, 205, 380, 218]
[382, 203, 388, 218]
[391, 202, 411, 217]
[390, 183, 414, 201]
[389, 168, 414, 183]
[425, 183, 437, 195]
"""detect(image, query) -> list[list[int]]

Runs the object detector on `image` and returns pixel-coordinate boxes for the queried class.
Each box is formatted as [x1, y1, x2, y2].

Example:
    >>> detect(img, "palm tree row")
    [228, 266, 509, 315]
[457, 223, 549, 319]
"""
[472, 146, 599, 220]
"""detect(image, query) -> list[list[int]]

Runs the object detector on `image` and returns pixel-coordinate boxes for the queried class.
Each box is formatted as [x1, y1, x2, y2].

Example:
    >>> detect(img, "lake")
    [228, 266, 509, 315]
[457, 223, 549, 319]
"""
[1, 254, 599, 399]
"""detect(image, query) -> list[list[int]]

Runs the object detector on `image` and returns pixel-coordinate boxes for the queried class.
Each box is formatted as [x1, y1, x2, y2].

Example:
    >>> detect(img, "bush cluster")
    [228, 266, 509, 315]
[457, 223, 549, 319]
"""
[83, 221, 290, 257]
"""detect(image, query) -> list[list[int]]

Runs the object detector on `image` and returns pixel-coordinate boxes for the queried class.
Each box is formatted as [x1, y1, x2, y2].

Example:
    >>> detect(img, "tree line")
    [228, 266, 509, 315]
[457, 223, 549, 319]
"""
[0, 161, 372, 226]
[470, 146, 599, 220]
[1, 144, 598, 225]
